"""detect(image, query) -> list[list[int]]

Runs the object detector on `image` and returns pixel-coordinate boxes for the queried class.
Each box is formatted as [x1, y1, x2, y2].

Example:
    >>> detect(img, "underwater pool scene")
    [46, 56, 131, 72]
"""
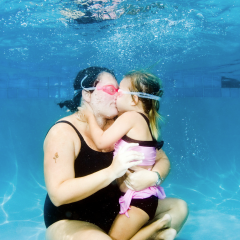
[1, 0, 240, 239]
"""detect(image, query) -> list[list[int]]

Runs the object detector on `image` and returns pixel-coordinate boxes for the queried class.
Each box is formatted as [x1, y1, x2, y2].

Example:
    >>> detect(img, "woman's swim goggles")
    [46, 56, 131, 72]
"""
[74, 75, 161, 101]
[74, 75, 119, 96]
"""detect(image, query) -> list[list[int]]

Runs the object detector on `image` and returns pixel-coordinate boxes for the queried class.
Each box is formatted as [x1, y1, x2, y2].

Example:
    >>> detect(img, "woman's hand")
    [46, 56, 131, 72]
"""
[124, 167, 158, 191]
[124, 150, 171, 191]
[109, 143, 145, 179]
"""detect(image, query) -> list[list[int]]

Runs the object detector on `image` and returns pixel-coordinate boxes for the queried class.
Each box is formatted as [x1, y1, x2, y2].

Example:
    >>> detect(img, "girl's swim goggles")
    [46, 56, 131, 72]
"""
[118, 89, 161, 101]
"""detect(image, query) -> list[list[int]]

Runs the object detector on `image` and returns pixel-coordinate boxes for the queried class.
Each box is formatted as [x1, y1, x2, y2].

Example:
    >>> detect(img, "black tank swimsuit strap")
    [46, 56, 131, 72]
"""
[137, 112, 150, 124]
[137, 112, 155, 139]
[45, 120, 84, 144]
[55, 120, 84, 141]
[121, 112, 164, 150]
[138, 113, 164, 149]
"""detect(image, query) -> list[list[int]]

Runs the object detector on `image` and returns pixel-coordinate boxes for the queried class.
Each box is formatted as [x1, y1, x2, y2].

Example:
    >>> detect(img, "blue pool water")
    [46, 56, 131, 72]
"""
[0, 0, 240, 239]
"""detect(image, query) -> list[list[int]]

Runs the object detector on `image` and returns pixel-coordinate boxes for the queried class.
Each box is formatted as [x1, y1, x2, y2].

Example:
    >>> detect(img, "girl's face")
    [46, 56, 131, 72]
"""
[90, 72, 119, 119]
[116, 77, 133, 114]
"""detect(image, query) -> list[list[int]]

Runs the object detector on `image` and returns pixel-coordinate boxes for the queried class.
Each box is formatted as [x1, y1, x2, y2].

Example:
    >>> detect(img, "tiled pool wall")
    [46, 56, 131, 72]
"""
[164, 73, 240, 98]
[0, 64, 239, 99]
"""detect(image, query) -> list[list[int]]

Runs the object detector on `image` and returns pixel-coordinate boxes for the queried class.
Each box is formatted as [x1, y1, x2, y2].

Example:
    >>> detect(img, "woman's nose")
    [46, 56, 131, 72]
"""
[114, 93, 118, 100]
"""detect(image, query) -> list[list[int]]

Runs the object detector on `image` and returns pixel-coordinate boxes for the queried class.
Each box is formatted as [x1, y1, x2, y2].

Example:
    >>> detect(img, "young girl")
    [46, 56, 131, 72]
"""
[84, 70, 168, 240]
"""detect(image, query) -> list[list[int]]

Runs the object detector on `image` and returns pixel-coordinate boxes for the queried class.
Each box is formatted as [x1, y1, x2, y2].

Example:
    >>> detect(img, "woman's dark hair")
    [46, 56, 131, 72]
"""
[58, 66, 115, 112]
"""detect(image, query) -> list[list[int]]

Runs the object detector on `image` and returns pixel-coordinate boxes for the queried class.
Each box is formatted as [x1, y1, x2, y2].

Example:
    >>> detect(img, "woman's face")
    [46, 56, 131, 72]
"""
[90, 72, 119, 119]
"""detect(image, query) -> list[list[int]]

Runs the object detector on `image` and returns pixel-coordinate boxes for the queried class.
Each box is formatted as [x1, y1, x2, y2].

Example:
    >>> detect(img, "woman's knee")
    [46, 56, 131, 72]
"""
[174, 199, 189, 217]
[171, 199, 189, 233]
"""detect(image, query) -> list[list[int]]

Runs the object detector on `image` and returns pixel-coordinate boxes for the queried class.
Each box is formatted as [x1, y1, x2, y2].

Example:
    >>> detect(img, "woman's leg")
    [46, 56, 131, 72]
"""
[109, 206, 149, 240]
[46, 220, 112, 240]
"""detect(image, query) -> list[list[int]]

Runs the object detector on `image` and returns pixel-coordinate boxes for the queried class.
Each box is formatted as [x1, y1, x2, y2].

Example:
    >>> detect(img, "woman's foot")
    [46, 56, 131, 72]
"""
[155, 214, 172, 230]
[148, 214, 176, 240]
[156, 228, 177, 240]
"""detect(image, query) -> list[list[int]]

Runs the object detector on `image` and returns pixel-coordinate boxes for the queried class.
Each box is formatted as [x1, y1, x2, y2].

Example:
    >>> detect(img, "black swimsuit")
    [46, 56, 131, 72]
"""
[44, 121, 121, 233]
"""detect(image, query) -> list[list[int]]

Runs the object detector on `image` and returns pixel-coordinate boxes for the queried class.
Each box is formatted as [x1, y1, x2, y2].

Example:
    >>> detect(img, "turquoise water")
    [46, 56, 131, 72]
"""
[0, 0, 240, 239]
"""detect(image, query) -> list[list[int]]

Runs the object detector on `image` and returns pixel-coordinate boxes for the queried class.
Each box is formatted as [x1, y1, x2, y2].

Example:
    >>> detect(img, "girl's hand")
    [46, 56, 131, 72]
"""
[109, 143, 145, 179]
[78, 102, 94, 120]
[124, 167, 158, 191]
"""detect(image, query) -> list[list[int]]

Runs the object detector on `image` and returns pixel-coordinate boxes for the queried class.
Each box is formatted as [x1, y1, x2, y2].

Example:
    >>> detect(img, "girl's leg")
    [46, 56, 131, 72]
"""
[109, 206, 149, 240]
[46, 219, 112, 240]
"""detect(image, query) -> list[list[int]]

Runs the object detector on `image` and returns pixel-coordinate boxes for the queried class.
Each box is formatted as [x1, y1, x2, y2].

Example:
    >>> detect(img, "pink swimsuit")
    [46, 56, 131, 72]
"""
[113, 136, 166, 217]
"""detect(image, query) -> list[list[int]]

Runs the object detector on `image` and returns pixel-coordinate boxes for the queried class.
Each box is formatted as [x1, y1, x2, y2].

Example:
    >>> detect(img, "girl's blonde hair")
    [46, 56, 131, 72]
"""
[124, 70, 164, 140]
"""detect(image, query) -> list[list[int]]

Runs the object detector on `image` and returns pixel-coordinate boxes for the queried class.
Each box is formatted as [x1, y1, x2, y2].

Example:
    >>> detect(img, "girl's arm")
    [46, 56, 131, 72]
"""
[87, 111, 135, 149]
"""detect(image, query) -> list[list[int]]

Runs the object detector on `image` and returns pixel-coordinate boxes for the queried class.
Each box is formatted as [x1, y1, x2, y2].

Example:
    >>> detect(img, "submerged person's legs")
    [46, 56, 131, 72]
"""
[46, 220, 112, 240]
[45, 198, 187, 240]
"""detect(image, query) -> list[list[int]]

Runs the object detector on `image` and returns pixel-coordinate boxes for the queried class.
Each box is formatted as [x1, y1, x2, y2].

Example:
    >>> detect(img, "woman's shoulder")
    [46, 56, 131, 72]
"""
[57, 114, 75, 123]
[45, 115, 81, 142]
[44, 114, 83, 155]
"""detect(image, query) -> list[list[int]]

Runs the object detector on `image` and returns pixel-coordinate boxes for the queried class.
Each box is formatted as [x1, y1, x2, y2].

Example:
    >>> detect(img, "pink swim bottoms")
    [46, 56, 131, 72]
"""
[119, 186, 166, 218]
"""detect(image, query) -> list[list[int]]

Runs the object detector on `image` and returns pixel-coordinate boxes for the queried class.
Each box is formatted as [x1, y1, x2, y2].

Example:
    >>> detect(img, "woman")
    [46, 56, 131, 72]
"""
[43, 66, 188, 240]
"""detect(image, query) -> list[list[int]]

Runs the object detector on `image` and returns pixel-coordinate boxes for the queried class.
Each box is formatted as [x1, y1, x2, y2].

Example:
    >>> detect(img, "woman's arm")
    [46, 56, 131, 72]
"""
[124, 149, 170, 191]
[87, 111, 135, 149]
[44, 123, 143, 207]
